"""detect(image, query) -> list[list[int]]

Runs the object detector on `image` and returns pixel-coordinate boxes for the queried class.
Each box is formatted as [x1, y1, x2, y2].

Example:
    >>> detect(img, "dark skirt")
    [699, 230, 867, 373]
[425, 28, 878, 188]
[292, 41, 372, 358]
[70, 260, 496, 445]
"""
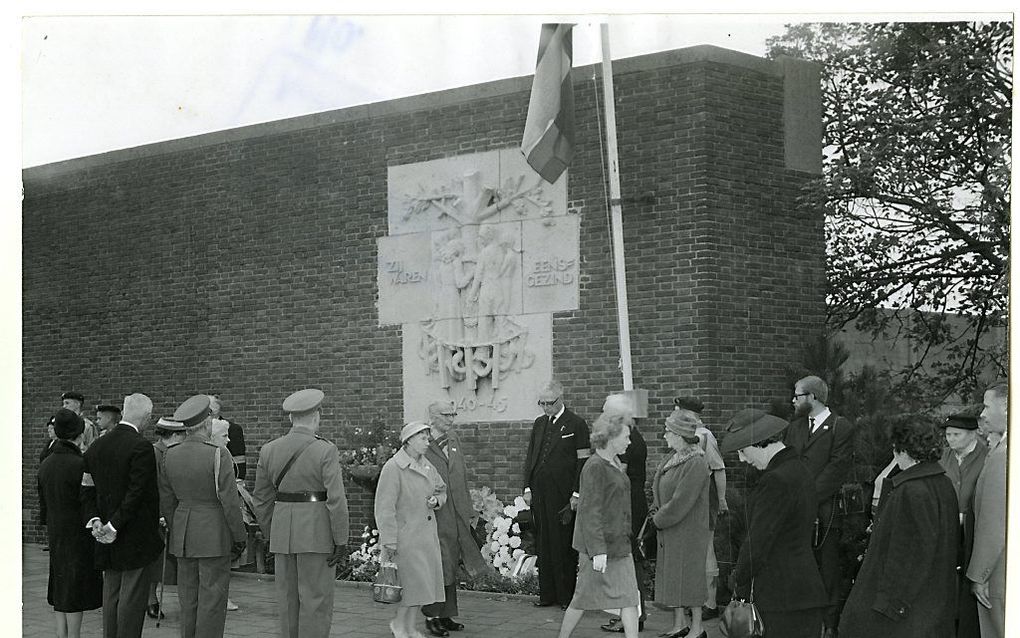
[759, 606, 822, 638]
[47, 524, 103, 613]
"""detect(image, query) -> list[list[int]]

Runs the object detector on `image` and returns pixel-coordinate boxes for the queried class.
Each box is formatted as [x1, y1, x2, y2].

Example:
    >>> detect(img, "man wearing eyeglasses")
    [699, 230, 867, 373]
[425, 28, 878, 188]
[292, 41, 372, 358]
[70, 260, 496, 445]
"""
[522, 380, 591, 610]
[421, 401, 488, 637]
[783, 375, 854, 638]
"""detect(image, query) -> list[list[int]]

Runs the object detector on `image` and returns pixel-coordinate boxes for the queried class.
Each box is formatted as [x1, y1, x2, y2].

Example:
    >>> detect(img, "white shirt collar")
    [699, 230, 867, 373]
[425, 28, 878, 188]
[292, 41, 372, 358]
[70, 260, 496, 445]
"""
[119, 420, 140, 433]
[553, 405, 565, 420]
[811, 407, 831, 430]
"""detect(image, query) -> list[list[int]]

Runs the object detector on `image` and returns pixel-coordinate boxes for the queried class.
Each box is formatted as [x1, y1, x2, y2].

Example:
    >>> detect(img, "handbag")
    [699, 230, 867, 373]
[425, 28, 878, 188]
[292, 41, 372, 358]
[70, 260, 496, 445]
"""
[720, 583, 764, 638]
[372, 561, 403, 604]
[637, 515, 656, 561]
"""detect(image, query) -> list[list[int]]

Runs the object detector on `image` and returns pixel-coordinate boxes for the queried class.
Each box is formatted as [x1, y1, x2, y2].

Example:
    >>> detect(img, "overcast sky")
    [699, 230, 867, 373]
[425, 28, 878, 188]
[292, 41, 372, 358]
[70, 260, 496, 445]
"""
[20, 13, 801, 168]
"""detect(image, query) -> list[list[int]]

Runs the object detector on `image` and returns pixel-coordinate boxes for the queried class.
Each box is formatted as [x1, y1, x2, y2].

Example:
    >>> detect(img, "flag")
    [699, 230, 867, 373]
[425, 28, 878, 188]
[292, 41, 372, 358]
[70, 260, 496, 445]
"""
[521, 23, 575, 184]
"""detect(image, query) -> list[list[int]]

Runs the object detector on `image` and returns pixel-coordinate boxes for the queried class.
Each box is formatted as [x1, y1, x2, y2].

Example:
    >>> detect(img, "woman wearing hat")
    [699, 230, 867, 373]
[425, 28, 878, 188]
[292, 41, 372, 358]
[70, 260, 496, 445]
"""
[721, 408, 827, 638]
[375, 421, 448, 638]
[838, 416, 959, 638]
[37, 408, 103, 638]
[557, 410, 642, 638]
[650, 408, 711, 638]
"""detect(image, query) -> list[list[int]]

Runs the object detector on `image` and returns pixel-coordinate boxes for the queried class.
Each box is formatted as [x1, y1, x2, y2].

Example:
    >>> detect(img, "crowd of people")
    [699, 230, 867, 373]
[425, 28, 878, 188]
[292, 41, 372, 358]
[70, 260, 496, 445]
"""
[34, 377, 1008, 638]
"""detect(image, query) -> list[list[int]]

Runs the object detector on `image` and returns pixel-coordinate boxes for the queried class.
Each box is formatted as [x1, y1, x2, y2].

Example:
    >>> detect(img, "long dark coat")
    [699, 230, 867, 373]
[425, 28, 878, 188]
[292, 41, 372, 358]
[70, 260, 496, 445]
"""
[732, 447, 827, 612]
[620, 424, 648, 540]
[839, 461, 959, 638]
[424, 431, 487, 583]
[80, 422, 164, 571]
[38, 439, 103, 612]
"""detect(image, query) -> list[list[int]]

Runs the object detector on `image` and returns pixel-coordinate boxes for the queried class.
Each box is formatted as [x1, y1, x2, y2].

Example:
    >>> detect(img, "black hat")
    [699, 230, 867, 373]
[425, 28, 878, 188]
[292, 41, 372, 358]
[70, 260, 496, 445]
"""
[674, 396, 705, 414]
[95, 403, 121, 415]
[173, 395, 212, 427]
[720, 408, 790, 454]
[943, 413, 979, 431]
[61, 391, 85, 403]
[53, 408, 85, 440]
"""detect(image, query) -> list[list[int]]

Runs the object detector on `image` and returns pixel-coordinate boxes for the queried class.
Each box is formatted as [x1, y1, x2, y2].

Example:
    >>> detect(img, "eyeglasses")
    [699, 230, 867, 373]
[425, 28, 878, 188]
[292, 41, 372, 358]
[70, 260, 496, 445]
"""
[792, 392, 810, 399]
[537, 397, 561, 407]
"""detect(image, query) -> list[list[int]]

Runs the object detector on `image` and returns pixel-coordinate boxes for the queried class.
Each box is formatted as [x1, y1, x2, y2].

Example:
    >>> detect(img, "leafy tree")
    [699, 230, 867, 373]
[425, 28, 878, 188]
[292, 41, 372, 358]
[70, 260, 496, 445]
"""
[767, 22, 1011, 402]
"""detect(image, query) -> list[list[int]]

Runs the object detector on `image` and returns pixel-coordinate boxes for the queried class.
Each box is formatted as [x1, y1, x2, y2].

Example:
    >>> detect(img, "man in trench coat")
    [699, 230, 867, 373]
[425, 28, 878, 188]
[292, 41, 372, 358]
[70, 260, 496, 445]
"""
[420, 401, 488, 637]
[253, 388, 349, 638]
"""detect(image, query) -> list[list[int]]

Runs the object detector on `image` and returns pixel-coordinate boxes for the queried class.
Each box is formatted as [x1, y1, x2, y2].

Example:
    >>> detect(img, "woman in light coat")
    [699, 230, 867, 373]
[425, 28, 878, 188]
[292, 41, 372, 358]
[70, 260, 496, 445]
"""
[651, 408, 711, 638]
[375, 421, 448, 638]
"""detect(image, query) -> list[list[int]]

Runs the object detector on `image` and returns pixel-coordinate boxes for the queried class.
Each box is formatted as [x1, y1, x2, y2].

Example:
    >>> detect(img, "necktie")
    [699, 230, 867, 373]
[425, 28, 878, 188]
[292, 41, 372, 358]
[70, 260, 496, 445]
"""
[549, 415, 556, 429]
[809, 417, 817, 433]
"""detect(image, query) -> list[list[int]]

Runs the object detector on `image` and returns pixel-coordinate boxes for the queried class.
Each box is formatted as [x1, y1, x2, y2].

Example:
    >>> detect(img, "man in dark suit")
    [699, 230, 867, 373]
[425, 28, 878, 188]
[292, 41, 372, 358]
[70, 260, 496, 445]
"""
[723, 408, 828, 638]
[939, 410, 988, 638]
[783, 375, 854, 638]
[81, 393, 165, 638]
[522, 380, 590, 609]
[421, 400, 488, 637]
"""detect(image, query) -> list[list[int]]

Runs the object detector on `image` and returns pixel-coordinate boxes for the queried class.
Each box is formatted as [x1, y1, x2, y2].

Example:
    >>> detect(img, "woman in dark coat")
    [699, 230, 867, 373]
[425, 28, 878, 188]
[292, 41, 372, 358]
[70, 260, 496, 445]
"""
[721, 408, 827, 638]
[651, 408, 711, 638]
[839, 416, 959, 638]
[37, 408, 103, 638]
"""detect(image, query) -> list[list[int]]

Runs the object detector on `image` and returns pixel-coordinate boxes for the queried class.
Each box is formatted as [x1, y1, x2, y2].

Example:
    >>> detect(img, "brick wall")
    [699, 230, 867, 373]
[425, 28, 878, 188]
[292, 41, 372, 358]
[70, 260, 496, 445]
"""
[22, 46, 823, 544]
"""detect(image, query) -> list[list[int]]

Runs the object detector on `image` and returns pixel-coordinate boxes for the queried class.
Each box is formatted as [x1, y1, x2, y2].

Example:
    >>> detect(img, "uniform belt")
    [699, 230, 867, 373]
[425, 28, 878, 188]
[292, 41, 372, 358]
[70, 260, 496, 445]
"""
[276, 491, 328, 503]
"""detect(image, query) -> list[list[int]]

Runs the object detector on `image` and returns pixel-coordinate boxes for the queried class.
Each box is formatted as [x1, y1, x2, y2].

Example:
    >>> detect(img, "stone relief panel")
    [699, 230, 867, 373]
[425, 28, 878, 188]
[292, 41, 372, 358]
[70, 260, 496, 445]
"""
[379, 149, 577, 422]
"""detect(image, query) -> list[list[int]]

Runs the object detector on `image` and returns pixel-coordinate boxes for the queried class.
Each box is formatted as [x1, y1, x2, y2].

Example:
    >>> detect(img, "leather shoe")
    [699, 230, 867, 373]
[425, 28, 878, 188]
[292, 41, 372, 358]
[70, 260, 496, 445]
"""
[533, 600, 557, 607]
[425, 617, 450, 637]
[601, 617, 645, 633]
[146, 603, 164, 620]
[439, 618, 464, 631]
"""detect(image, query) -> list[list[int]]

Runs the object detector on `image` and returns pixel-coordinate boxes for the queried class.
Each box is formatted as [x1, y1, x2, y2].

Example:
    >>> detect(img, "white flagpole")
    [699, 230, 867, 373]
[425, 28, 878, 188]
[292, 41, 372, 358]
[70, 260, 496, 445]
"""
[600, 23, 634, 392]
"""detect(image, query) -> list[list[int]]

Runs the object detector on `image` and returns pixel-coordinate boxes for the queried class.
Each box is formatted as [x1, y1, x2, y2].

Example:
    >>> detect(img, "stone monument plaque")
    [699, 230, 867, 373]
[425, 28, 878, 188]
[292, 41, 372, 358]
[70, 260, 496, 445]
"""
[379, 148, 578, 422]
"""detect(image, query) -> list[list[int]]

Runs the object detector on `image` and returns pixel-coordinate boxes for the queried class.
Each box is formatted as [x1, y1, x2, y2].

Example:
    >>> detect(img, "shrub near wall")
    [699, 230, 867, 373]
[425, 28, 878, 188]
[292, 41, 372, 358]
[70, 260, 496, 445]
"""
[22, 45, 823, 544]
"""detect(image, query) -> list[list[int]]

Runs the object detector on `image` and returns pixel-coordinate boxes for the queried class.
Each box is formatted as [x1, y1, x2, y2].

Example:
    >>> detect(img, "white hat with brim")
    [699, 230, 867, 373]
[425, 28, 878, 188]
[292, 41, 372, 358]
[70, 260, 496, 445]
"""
[400, 421, 430, 444]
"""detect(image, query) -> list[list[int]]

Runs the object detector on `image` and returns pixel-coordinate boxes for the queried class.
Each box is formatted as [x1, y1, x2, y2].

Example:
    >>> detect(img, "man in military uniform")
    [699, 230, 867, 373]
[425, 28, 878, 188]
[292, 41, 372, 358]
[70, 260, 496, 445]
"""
[253, 388, 349, 638]
[61, 391, 101, 450]
[159, 395, 246, 638]
[95, 402, 122, 436]
[421, 400, 488, 637]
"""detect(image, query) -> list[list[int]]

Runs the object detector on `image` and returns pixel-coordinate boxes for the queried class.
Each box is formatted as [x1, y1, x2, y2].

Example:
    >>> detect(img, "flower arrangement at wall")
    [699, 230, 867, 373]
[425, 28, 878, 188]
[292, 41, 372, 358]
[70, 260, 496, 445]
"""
[336, 415, 401, 487]
[470, 487, 536, 579]
[342, 525, 382, 582]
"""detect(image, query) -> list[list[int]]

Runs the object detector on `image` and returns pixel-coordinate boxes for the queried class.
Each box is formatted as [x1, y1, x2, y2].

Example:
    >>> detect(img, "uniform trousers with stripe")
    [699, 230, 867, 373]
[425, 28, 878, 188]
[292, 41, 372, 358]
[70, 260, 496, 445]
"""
[275, 552, 334, 638]
[177, 555, 231, 638]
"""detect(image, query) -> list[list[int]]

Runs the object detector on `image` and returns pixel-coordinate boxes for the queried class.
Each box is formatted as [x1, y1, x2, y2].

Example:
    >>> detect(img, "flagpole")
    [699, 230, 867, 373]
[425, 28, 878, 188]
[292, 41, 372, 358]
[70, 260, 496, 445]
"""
[600, 24, 634, 392]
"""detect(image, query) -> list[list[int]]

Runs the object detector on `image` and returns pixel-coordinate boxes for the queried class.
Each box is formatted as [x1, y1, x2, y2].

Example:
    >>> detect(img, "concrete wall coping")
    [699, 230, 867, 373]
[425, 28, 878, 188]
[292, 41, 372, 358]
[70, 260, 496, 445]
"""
[23, 44, 808, 183]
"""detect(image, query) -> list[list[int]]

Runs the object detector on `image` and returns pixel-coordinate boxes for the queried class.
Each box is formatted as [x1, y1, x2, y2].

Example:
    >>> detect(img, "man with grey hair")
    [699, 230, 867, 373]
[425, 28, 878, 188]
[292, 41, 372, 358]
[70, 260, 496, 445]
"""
[968, 380, 1008, 638]
[783, 375, 854, 638]
[81, 392, 164, 638]
[523, 380, 590, 609]
[421, 400, 487, 637]
[160, 395, 245, 638]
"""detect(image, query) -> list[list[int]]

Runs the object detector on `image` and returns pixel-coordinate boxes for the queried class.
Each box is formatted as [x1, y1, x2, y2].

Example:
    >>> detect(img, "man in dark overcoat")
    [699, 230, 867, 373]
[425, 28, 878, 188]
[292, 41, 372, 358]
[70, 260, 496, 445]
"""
[80, 393, 165, 638]
[783, 375, 854, 637]
[160, 395, 246, 638]
[421, 400, 488, 637]
[722, 407, 828, 638]
[522, 380, 590, 609]
[938, 410, 988, 638]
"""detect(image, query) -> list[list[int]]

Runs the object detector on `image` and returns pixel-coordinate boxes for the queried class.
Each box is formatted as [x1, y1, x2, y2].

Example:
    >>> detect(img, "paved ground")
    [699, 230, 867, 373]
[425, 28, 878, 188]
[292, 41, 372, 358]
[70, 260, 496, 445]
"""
[22, 544, 723, 637]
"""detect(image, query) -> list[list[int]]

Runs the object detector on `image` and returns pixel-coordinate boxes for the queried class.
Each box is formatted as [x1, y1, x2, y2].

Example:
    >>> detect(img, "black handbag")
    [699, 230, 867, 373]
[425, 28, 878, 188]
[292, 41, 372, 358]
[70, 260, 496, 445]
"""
[637, 515, 656, 560]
